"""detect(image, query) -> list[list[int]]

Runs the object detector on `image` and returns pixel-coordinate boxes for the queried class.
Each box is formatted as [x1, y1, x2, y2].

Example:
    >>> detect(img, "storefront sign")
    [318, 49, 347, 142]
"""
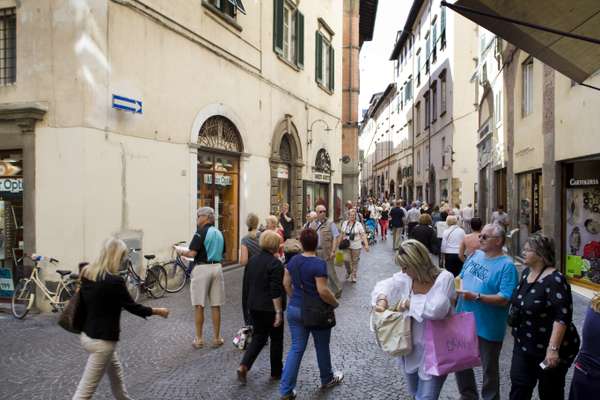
[276, 165, 289, 179]
[215, 174, 232, 186]
[0, 178, 22, 193]
[569, 178, 599, 187]
[313, 172, 330, 183]
[0, 267, 14, 297]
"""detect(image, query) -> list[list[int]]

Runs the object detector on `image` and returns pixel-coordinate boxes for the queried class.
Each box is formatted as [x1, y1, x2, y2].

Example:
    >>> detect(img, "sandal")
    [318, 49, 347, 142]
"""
[192, 337, 204, 349]
[212, 337, 225, 348]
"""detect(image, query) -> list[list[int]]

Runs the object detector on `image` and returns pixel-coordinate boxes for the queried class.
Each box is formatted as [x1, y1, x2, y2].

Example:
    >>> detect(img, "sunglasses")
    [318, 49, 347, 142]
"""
[318, 210, 326, 214]
[479, 234, 499, 241]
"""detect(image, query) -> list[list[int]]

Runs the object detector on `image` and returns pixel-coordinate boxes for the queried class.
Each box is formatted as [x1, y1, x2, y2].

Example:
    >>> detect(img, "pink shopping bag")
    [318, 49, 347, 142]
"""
[423, 312, 481, 376]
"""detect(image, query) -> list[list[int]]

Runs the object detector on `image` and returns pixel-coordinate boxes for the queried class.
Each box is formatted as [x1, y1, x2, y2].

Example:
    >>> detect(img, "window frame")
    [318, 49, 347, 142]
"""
[315, 24, 335, 93]
[415, 101, 421, 136]
[273, 0, 304, 70]
[431, 81, 437, 122]
[424, 90, 431, 129]
[522, 57, 534, 117]
[440, 70, 447, 115]
[0, 7, 16, 86]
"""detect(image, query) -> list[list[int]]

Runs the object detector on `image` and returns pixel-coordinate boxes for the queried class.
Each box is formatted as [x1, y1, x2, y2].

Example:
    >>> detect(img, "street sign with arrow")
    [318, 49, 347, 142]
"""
[112, 94, 143, 114]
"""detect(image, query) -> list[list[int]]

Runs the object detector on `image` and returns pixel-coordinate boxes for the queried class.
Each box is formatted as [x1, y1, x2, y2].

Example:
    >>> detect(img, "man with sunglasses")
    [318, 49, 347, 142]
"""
[455, 223, 518, 400]
[310, 205, 342, 298]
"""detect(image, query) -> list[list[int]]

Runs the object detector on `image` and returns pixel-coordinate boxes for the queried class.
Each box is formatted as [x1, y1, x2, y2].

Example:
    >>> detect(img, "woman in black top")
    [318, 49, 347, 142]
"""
[509, 234, 579, 400]
[409, 213, 438, 254]
[238, 230, 285, 383]
[279, 203, 295, 240]
[73, 238, 169, 400]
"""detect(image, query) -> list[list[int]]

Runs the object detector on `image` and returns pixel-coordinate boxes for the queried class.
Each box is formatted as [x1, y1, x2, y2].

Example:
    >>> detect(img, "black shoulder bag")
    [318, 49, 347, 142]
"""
[291, 260, 336, 330]
[338, 221, 356, 250]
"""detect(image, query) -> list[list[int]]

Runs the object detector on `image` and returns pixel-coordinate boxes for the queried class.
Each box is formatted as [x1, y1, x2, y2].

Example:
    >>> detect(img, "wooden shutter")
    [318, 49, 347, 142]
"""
[273, 0, 284, 55]
[296, 11, 304, 68]
[328, 45, 335, 91]
[315, 31, 323, 83]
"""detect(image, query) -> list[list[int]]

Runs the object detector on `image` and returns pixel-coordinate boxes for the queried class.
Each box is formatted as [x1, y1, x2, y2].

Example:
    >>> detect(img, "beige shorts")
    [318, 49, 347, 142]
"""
[190, 263, 225, 307]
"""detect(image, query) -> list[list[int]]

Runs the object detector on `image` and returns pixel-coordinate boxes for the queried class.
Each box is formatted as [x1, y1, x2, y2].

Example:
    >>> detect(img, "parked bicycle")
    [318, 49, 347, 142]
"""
[11, 255, 78, 319]
[121, 248, 167, 302]
[162, 241, 195, 293]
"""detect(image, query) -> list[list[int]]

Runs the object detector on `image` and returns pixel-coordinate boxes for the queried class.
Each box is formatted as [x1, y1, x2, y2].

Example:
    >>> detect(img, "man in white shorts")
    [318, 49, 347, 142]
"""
[175, 207, 225, 349]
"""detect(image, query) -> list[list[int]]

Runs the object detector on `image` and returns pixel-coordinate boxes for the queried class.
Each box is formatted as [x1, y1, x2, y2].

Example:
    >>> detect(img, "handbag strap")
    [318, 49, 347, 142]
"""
[516, 266, 550, 299]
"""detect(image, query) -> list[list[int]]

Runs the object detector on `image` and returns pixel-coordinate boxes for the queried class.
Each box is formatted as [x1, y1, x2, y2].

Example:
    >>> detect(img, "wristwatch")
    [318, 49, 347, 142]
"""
[475, 293, 481, 301]
[549, 345, 559, 352]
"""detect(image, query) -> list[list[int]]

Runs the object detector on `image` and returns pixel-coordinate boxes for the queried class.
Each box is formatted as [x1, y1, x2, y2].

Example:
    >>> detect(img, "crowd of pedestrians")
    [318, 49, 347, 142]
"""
[68, 196, 600, 400]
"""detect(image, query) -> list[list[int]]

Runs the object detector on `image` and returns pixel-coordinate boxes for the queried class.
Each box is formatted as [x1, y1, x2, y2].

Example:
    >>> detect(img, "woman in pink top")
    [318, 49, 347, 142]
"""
[459, 217, 482, 262]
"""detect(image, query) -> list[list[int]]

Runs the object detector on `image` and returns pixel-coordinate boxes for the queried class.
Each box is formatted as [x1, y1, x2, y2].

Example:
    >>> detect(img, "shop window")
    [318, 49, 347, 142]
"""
[273, 0, 304, 68]
[0, 7, 16, 85]
[517, 171, 543, 254]
[0, 149, 23, 292]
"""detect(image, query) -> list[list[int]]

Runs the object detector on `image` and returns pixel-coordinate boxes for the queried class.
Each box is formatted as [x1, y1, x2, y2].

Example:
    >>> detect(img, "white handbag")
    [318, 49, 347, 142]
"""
[371, 305, 412, 356]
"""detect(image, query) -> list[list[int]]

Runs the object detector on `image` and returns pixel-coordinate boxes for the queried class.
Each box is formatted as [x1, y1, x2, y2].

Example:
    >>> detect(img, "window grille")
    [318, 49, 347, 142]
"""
[0, 8, 16, 85]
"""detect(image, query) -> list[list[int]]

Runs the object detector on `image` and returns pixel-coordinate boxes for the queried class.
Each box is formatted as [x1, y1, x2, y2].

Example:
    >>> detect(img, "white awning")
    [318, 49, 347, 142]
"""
[445, 0, 600, 84]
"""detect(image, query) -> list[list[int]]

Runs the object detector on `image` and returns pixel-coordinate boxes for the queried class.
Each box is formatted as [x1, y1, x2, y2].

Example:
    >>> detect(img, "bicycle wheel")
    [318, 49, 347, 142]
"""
[56, 280, 77, 310]
[11, 279, 35, 319]
[146, 265, 167, 298]
[163, 260, 187, 293]
[125, 274, 140, 302]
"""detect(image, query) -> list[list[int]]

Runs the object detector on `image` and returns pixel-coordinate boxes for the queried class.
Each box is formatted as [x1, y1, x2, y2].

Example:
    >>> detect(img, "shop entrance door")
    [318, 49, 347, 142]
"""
[197, 152, 239, 264]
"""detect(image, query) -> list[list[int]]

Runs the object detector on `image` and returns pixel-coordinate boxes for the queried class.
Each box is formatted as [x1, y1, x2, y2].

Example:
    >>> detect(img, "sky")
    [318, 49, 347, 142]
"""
[359, 0, 410, 116]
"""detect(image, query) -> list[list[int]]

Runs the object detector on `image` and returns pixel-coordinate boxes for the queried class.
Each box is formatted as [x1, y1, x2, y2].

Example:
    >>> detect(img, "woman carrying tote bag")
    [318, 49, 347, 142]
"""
[371, 240, 456, 400]
[279, 228, 343, 400]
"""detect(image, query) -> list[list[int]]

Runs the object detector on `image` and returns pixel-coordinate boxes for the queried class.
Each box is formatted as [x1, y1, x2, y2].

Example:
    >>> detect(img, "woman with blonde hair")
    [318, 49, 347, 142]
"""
[371, 239, 456, 400]
[570, 293, 600, 399]
[73, 237, 169, 400]
[238, 230, 286, 383]
[266, 215, 285, 258]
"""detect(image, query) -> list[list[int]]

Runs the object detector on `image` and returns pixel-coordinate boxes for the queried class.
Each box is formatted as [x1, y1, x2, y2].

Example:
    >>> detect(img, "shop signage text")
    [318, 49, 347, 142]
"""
[569, 178, 599, 187]
[0, 178, 22, 193]
[112, 94, 143, 114]
[204, 174, 232, 186]
[0, 267, 14, 297]
[276, 165, 289, 179]
[313, 172, 330, 183]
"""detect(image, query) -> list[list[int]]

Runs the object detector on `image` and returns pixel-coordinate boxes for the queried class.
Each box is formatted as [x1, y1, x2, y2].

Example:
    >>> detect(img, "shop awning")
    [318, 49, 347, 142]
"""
[442, 0, 600, 84]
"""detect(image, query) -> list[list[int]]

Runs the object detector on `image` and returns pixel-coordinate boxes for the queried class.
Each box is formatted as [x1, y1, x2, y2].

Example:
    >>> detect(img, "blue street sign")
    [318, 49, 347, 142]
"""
[112, 94, 143, 114]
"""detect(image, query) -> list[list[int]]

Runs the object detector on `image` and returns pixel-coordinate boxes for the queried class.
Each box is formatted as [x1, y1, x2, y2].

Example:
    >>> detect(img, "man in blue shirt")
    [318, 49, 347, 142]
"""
[456, 223, 518, 400]
[176, 207, 225, 349]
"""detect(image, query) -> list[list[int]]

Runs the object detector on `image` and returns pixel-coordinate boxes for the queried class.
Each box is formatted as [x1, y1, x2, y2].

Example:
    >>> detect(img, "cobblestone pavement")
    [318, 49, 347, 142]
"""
[0, 235, 590, 400]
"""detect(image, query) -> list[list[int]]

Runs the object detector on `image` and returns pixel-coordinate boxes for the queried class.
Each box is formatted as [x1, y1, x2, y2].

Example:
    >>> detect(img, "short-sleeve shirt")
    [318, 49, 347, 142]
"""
[510, 268, 579, 360]
[341, 220, 366, 250]
[286, 254, 327, 308]
[390, 207, 405, 227]
[241, 232, 261, 260]
[457, 250, 518, 342]
[312, 220, 340, 248]
[189, 224, 225, 264]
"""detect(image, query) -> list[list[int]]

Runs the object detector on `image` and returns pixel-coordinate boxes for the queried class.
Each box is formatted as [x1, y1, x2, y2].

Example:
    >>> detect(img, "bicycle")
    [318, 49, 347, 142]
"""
[11, 255, 78, 319]
[121, 248, 167, 302]
[162, 241, 195, 293]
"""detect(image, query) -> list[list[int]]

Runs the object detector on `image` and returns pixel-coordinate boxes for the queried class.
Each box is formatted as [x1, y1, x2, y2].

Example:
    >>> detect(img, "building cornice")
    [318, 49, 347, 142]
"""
[0, 102, 48, 133]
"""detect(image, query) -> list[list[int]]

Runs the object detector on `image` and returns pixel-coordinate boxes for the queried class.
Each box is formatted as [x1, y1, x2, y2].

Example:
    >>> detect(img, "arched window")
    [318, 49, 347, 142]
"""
[198, 116, 243, 153]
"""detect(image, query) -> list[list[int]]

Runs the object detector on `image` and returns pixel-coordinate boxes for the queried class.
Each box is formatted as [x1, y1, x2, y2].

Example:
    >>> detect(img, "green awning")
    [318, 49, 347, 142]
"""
[446, 0, 600, 83]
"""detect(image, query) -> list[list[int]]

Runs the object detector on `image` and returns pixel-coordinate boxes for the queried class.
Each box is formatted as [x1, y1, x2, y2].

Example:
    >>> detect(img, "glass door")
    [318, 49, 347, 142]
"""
[197, 152, 239, 264]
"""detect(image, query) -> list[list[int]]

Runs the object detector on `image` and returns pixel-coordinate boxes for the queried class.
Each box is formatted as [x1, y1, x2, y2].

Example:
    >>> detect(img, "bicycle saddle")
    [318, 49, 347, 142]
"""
[56, 270, 71, 276]
[144, 254, 156, 260]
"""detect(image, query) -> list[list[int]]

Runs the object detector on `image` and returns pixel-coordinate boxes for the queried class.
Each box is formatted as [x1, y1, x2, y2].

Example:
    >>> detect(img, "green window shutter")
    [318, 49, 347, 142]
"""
[273, 0, 284, 55]
[328, 45, 335, 91]
[315, 31, 323, 83]
[296, 11, 304, 68]
[441, 7, 446, 31]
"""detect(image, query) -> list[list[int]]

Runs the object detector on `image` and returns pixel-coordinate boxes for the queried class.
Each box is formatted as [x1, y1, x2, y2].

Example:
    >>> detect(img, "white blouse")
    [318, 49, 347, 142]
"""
[371, 270, 456, 380]
[441, 226, 466, 254]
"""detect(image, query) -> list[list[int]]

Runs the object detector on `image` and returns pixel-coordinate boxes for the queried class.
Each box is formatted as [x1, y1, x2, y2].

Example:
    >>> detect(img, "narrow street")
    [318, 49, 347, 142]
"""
[0, 238, 590, 400]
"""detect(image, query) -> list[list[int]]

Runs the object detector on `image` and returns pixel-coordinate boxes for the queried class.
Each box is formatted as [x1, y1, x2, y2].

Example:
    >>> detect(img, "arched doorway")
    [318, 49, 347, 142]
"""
[389, 180, 395, 199]
[197, 115, 243, 264]
[270, 117, 303, 225]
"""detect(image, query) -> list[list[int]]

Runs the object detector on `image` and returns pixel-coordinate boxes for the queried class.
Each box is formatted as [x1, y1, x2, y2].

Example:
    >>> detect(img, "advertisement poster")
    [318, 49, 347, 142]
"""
[565, 187, 600, 286]
[0, 200, 4, 260]
[0, 267, 13, 297]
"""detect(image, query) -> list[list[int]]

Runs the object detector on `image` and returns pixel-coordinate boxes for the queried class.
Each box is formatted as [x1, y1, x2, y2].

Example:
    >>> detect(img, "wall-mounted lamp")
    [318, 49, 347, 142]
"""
[307, 119, 331, 145]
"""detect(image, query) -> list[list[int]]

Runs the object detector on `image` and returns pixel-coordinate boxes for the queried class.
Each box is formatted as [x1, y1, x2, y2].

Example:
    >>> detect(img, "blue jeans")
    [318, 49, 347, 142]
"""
[279, 305, 333, 396]
[405, 371, 447, 400]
